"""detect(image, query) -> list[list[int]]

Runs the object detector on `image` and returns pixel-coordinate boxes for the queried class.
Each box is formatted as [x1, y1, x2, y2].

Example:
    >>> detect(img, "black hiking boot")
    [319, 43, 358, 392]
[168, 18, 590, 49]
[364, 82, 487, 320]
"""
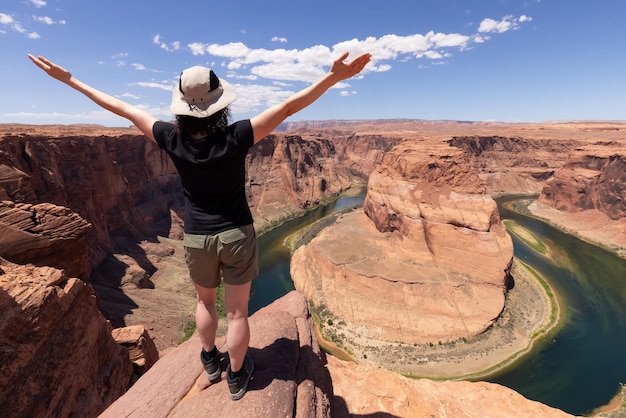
[226, 355, 254, 401]
[200, 346, 221, 383]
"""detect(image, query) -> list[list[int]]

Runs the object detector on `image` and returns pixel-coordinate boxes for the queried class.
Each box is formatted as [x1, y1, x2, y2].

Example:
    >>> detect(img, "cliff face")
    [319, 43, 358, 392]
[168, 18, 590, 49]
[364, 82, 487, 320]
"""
[246, 132, 400, 230]
[291, 142, 513, 359]
[0, 201, 91, 279]
[448, 135, 583, 195]
[246, 134, 363, 229]
[0, 126, 403, 416]
[0, 133, 181, 271]
[0, 130, 395, 274]
[539, 145, 625, 220]
[0, 258, 134, 417]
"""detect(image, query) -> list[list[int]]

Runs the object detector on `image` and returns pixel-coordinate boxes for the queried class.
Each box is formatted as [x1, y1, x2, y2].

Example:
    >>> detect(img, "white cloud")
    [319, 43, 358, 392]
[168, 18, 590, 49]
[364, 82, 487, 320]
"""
[477, 15, 529, 33]
[177, 15, 531, 115]
[0, 13, 14, 25]
[33, 16, 64, 25]
[153, 33, 180, 52]
[30, 0, 46, 7]
[229, 83, 294, 114]
[0, 12, 38, 38]
[135, 81, 173, 91]
[119, 93, 140, 100]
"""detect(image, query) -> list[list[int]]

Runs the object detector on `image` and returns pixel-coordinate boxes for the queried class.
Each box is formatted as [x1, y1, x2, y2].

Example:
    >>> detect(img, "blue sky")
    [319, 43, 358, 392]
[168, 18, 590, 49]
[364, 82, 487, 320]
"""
[1, 0, 625, 126]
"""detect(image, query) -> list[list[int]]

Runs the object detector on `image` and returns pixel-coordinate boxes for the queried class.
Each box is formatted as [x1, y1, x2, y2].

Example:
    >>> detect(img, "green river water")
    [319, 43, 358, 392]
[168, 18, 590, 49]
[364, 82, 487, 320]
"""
[248, 194, 626, 416]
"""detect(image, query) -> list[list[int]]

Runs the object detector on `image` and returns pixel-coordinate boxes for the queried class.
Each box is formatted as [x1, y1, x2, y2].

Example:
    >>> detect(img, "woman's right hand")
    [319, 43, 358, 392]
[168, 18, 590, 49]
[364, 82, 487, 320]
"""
[28, 54, 73, 84]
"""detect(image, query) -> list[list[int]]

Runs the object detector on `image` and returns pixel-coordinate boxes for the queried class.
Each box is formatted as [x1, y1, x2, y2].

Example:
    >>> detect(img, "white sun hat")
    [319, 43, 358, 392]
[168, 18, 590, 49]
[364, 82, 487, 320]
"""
[170, 66, 236, 118]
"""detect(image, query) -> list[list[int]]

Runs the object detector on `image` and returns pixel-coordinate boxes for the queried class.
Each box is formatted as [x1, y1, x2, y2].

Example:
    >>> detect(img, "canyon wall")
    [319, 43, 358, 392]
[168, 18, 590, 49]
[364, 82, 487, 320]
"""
[539, 144, 625, 220]
[291, 141, 514, 356]
[1, 122, 624, 417]
[0, 128, 397, 275]
[0, 125, 402, 416]
[0, 131, 181, 272]
[0, 258, 134, 417]
[447, 134, 583, 195]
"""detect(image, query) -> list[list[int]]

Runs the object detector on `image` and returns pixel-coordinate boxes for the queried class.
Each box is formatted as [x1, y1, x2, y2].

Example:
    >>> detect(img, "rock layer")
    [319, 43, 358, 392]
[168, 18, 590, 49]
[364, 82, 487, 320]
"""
[0, 132, 181, 271]
[291, 142, 513, 350]
[0, 200, 91, 279]
[0, 258, 134, 418]
[539, 146, 625, 220]
[448, 135, 582, 195]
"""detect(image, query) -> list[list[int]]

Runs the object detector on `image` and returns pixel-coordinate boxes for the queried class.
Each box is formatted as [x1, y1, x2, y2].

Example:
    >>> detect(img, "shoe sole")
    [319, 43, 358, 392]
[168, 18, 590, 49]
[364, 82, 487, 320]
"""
[205, 367, 221, 383]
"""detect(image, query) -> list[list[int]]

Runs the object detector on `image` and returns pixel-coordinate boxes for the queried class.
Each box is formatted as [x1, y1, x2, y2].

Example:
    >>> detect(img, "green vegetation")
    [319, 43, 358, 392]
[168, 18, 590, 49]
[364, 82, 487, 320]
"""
[179, 319, 197, 343]
[519, 260, 559, 329]
[178, 282, 226, 343]
[503, 219, 548, 254]
[309, 301, 355, 357]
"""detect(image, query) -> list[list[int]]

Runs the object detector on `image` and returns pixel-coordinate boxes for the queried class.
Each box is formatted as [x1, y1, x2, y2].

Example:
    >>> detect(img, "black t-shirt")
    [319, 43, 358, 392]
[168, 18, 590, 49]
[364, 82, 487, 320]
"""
[152, 120, 254, 235]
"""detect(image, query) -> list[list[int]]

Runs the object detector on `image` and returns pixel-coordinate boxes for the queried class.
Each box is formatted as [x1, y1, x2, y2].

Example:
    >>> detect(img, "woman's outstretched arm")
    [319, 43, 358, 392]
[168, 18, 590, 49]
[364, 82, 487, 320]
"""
[250, 52, 371, 144]
[28, 54, 158, 141]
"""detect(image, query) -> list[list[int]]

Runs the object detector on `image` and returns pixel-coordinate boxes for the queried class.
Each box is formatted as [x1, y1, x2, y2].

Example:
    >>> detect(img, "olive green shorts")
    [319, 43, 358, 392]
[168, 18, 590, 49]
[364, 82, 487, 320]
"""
[183, 224, 259, 288]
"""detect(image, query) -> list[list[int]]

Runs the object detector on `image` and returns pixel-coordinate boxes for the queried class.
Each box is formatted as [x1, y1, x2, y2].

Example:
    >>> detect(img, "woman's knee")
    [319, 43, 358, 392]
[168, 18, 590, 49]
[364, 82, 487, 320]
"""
[194, 284, 217, 305]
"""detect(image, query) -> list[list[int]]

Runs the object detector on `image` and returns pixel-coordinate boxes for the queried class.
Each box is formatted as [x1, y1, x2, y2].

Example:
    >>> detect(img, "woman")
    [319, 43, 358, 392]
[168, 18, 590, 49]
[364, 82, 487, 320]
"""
[28, 50, 371, 400]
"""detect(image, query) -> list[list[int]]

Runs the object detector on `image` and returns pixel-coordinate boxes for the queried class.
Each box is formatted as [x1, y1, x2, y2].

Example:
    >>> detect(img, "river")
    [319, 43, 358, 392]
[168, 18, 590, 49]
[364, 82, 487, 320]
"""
[249, 194, 626, 416]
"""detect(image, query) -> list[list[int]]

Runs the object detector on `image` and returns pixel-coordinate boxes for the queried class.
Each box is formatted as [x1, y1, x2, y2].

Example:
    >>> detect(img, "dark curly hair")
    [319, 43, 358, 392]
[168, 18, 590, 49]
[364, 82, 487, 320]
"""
[176, 107, 231, 137]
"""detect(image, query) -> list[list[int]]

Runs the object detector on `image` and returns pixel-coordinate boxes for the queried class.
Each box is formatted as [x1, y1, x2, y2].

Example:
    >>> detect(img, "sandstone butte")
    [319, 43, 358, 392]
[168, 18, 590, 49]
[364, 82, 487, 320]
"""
[0, 121, 624, 417]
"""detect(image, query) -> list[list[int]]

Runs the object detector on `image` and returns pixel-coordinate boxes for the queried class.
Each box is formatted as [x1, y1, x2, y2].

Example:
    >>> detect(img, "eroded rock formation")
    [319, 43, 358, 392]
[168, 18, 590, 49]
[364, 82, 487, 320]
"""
[247, 134, 365, 229]
[101, 291, 334, 418]
[112, 325, 160, 376]
[539, 145, 625, 220]
[448, 135, 582, 195]
[291, 142, 513, 353]
[0, 132, 181, 271]
[1, 122, 623, 417]
[0, 200, 91, 279]
[0, 258, 134, 417]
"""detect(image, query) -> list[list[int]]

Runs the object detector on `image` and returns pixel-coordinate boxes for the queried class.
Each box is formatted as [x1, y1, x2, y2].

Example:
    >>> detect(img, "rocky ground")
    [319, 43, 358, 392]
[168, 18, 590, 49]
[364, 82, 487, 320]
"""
[91, 236, 204, 354]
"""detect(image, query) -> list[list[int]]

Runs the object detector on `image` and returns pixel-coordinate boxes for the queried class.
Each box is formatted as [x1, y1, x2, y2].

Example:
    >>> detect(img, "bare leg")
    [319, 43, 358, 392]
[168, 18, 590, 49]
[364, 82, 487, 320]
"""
[194, 283, 218, 352]
[224, 281, 251, 372]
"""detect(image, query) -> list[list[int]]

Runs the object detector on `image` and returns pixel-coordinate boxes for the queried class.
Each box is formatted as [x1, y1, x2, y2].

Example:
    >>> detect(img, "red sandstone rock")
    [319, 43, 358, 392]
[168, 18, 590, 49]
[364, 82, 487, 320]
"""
[0, 258, 134, 417]
[1, 122, 623, 417]
[292, 142, 513, 350]
[101, 290, 575, 418]
[246, 134, 372, 230]
[0, 132, 182, 269]
[539, 147, 625, 220]
[101, 291, 332, 418]
[0, 200, 91, 279]
[112, 325, 159, 376]
[327, 355, 574, 417]
[448, 135, 582, 195]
